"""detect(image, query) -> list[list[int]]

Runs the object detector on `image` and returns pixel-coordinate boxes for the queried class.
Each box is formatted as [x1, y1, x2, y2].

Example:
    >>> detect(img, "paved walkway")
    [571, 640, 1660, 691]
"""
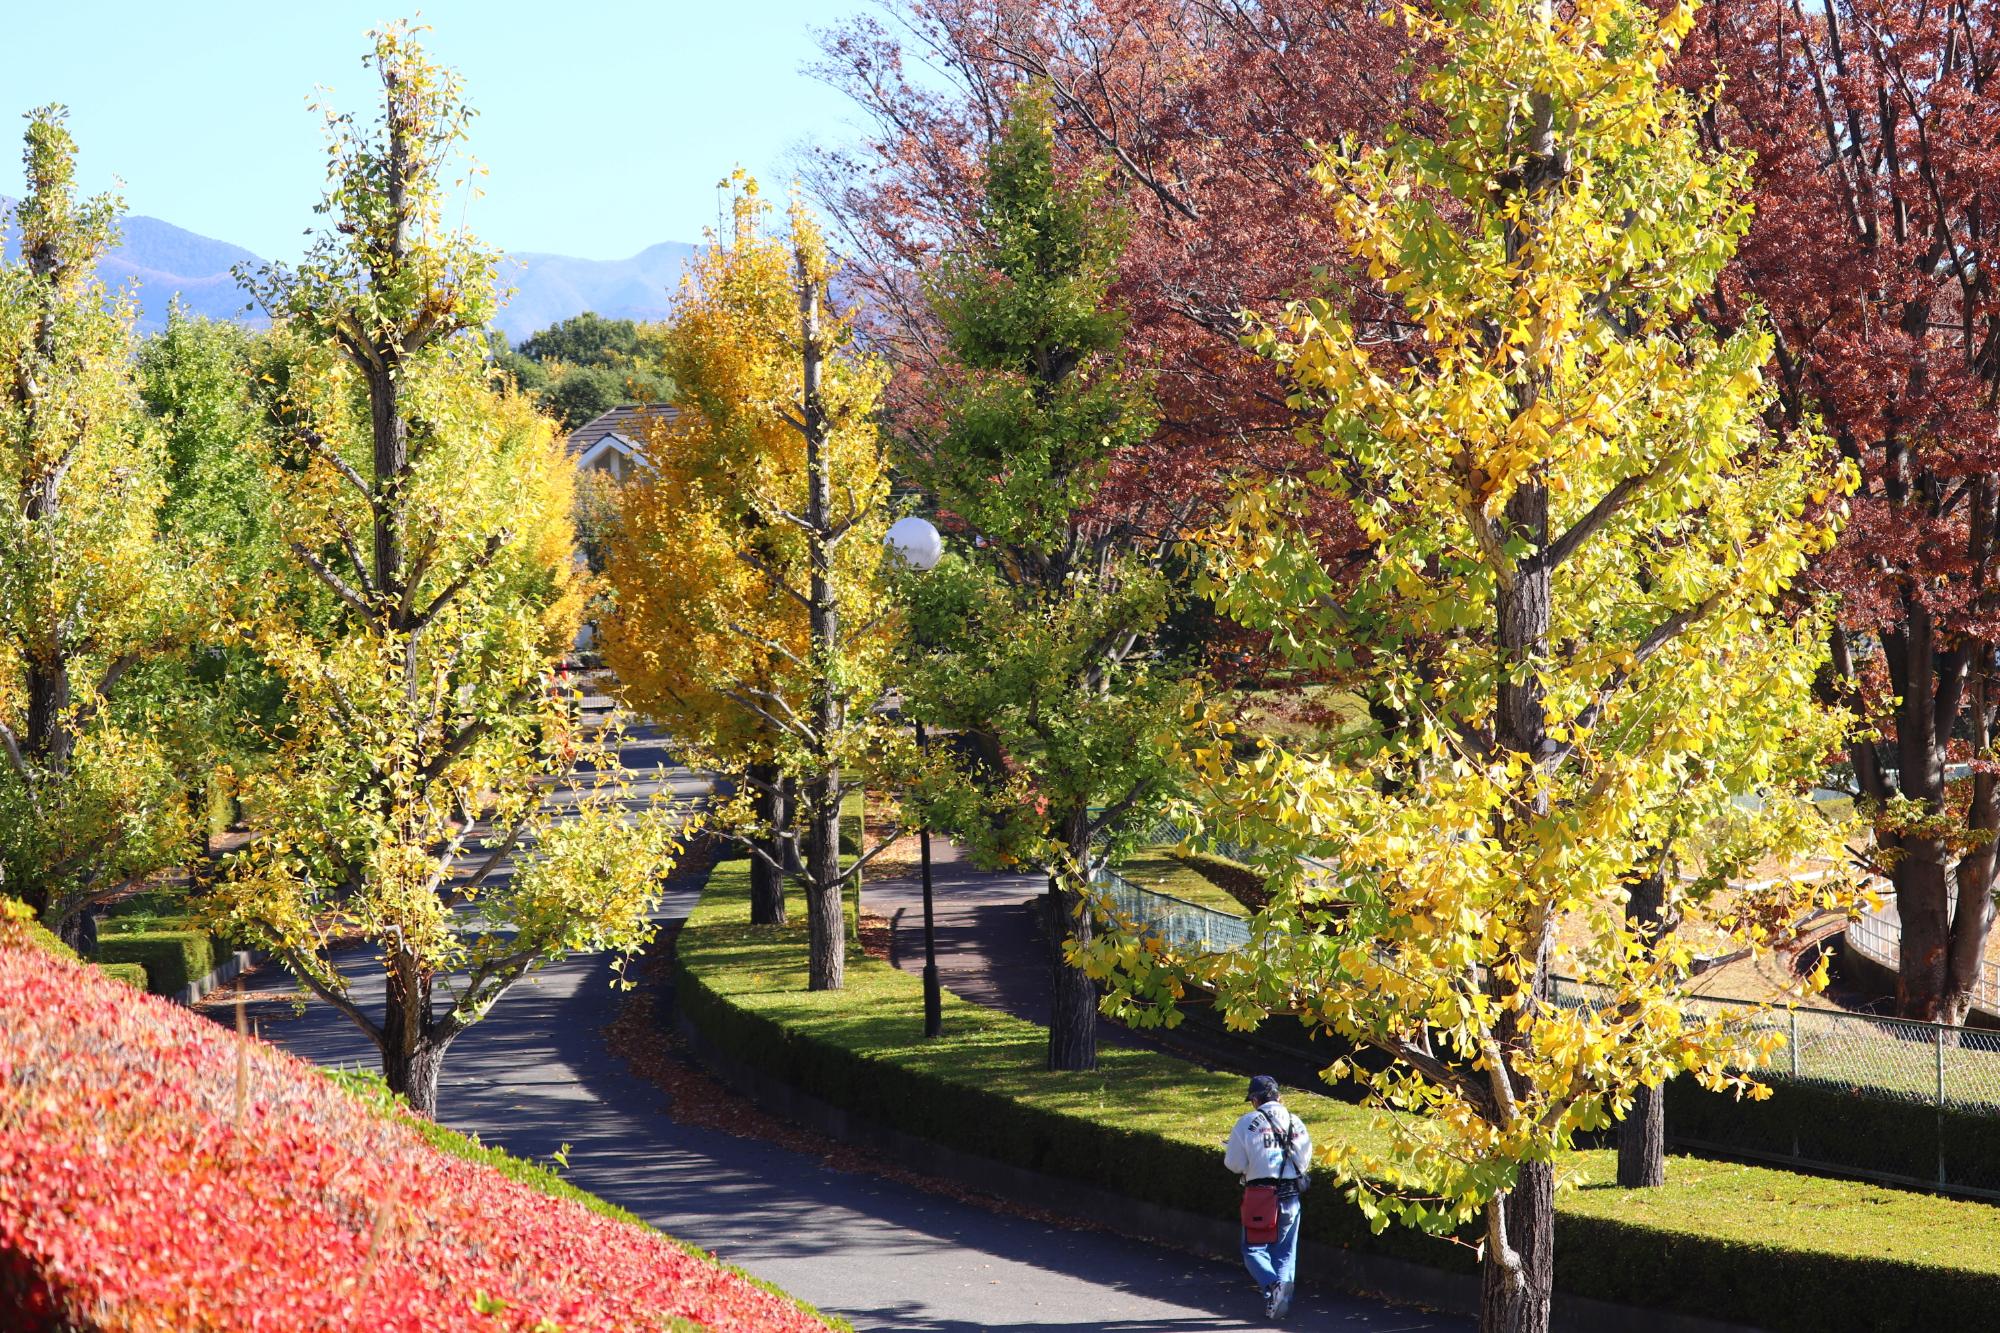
[861, 842, 1140, 1044]
[224, 729, 1462, 1331]
[861, 842, 1340, 1089]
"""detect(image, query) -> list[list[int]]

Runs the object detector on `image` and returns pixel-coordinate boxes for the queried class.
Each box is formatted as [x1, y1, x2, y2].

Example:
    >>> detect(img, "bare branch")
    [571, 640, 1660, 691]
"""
[291, 541, 376, 619]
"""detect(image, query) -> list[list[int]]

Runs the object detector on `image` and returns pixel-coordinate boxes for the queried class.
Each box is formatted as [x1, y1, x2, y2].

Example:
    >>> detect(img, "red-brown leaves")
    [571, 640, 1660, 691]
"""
[0, 939, 830, 1333]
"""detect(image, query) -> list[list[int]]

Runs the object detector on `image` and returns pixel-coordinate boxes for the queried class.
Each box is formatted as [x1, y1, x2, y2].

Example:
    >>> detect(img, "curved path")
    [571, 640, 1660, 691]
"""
[225, 728, 1464, 1331]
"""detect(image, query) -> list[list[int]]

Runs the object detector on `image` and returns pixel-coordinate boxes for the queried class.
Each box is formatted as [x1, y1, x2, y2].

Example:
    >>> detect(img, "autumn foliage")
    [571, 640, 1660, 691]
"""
[0, 925, 831, 1333]
[1686, 0, 2000, 1022]
[815, 0, 1412, 563]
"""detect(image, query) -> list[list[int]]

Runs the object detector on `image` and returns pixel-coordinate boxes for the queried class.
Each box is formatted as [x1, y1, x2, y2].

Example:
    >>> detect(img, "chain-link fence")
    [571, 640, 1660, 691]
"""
[1555, 979, 2000, 1111]
[1112, 820, 2000, 1195]
[1555, 978, 2000, 1197]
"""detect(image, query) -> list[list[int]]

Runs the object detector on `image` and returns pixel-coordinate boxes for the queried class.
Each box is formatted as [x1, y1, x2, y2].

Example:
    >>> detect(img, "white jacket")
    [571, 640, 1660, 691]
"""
[1224, 1100, 1312, 1183]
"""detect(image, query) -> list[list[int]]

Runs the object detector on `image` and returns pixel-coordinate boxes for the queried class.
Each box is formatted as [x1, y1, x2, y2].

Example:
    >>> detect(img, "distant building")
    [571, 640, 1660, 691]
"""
[565, 403, 677, 481]
[565, 404, 674, 658]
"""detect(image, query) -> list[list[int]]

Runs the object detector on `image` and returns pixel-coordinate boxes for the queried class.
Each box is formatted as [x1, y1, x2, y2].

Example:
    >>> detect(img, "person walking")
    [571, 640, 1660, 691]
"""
[1224, 1074, 1312, 1321]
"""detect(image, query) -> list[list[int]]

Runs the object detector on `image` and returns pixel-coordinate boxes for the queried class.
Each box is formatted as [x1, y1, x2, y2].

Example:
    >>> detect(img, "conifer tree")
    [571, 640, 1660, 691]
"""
[906, 86, 1195, 1072]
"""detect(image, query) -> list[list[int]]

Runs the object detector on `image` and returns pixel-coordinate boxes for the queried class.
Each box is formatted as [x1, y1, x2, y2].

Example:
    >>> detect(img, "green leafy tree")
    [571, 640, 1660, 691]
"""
[1080, 3, 1858, 1329]
[497, 311, 674, 428]
[904, 86, 1196, 1071]
[0, 108, 190, 944]
[130, 307, 293, 858]
[214, 24, 682, 1118]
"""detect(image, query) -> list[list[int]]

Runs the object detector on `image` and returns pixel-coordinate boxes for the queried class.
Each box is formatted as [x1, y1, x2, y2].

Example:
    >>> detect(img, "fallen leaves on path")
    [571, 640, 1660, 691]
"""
[601, 877, 1100, 1237]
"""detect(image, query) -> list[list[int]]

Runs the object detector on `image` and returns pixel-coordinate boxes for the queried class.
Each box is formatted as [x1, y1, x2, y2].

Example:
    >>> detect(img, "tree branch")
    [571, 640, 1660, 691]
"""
[292, 541, 376, 619]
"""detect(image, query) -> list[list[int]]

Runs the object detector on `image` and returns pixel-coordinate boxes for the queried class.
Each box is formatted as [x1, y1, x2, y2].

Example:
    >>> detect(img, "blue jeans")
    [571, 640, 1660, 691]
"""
[1242, 1196, 1300, 1289]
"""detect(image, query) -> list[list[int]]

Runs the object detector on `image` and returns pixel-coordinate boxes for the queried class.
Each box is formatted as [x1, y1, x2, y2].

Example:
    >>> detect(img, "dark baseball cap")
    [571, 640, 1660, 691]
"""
[1247, 1074, 1280, 1105]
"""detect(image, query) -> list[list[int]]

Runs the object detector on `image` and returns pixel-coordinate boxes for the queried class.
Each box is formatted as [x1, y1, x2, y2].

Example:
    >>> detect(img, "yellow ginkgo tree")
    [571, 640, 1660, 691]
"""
[210, 24, 683, 1119]
[1079, 2, 1857, 1330]
[0, 108, 190, 945]
[604, 178, 902, 988]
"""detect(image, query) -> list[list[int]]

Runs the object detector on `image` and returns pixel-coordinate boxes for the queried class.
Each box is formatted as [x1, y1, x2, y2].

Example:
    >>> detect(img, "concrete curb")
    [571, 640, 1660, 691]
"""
[175, 949, 259, 1007]
[674, 1009, 1764, 1333]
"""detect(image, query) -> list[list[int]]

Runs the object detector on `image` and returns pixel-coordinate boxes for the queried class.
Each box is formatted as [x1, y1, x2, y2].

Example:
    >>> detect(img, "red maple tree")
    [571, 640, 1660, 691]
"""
[1689, 0, 2000, 1021]
[811, 0, 1412, 576]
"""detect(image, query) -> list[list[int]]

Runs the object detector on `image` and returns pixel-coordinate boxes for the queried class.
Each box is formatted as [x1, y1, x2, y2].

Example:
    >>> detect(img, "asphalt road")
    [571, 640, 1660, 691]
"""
[228, 731, 1466, 1332]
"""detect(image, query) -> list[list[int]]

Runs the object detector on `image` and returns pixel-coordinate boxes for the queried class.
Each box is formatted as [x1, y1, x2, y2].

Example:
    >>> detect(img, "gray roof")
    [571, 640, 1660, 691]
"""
[566, 403, 679, 459]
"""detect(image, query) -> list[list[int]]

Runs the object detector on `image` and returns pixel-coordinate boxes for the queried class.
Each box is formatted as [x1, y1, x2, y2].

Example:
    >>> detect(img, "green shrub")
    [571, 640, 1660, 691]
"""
[97, 930, 214, 996]
[95, 962, 148, 989]
[100, 912, 200, 936]
[1, 897, 78, 959]
[1169, 849, 1268, 910]
[1664, 1072, 2000, 1195]
[679, 859, 2000, 1332]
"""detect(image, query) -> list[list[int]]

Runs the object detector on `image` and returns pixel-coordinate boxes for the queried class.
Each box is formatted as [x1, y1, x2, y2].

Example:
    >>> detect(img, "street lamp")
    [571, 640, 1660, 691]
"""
[886, 515, 945, 1038]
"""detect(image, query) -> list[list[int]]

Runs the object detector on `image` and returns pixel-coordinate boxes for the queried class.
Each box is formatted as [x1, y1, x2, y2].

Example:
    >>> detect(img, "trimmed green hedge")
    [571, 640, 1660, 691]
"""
[97, 930, 214, 996]
[1170, 849, 1269, 910]
[95, 962, 148, 989]
[680, 859, 2000, 1332]
[1666, 1073, 2000, 1196]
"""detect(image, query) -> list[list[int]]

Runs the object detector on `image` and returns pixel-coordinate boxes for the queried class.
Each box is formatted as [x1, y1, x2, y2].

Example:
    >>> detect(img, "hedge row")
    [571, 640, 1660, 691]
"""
[94, 963, 147, 989]
[679, 860, 2000, 1333]
[0, 921, 841, 1333]
[1665, 1074, 2000, 1197]
[95, 930, 213, 996]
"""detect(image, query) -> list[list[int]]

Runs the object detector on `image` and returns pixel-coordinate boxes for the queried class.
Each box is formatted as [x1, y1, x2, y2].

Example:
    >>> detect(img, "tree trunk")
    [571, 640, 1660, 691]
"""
[1945, 663, 1999, 1025]
[382, 965, 448, 1119]
[1617, 1084, 1666, 1189]
[1045, 810, 1098, 1072]
[1618, 865, 1670, 1187]
[384, 1034, 448, 1120]
[804, 770, 844, 991]
[780, 775, 804, 875]
[749, 761, 787, 925]
[797, 250, 845, 992]
[1893, 836, 1955, 1021]
[1880, 602, 1971, 1022]
[1480, 1160, 1555, 1333]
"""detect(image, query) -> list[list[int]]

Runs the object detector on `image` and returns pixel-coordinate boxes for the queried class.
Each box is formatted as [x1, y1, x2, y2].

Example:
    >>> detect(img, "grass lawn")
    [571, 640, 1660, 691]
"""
[1227, 684, 1373, 751]
[1111, 846, 1249, 918]
[681, 859, 2000, 1328]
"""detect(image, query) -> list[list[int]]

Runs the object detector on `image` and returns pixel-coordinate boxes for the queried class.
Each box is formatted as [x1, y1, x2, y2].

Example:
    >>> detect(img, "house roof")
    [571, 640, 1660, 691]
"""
[565, 403, 679, 461]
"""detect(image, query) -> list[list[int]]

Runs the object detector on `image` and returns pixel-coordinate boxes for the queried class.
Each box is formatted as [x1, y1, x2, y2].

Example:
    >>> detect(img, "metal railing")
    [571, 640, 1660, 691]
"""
[1553, 977, 2000, 1112]
[1847, 902, 2000, 1017]
[1553, 977, 2000, 1197]
[1091, 865, 1250, 955]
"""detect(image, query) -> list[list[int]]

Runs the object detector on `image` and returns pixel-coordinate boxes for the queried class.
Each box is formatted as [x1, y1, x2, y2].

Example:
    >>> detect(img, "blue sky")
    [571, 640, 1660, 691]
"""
[0, 2, 870, 260]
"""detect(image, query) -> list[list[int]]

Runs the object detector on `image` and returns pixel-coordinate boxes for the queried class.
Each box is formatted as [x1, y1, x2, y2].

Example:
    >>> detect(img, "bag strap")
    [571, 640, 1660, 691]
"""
[1257, 1106, 1300, 1181]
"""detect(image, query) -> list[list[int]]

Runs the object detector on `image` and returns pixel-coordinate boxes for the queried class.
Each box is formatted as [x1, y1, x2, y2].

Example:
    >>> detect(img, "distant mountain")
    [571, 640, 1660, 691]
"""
[1, 198, 694, 340]
[493, 242, 698, 340]
[0, 202, 266, 332]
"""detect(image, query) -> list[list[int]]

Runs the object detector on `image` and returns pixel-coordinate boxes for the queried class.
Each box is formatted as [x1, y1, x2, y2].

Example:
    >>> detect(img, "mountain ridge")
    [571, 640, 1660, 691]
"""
[0, 200, 693, 339]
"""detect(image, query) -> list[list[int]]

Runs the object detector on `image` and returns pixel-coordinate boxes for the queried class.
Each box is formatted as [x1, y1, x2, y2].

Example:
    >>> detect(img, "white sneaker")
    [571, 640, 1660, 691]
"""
[1271, 1281, 1294, 1320]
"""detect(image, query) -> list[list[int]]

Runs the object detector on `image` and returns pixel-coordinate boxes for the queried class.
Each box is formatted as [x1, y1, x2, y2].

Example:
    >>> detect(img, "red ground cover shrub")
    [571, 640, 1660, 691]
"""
[0, 932, 832, 1332]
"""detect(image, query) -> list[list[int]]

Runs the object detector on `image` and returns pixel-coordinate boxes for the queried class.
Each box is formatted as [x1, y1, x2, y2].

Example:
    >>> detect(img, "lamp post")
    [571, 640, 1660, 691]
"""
[886, 515, 945, 1038]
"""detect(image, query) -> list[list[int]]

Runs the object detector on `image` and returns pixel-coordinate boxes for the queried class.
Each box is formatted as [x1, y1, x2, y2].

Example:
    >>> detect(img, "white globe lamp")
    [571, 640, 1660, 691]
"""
[886, 515, 944, 572]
